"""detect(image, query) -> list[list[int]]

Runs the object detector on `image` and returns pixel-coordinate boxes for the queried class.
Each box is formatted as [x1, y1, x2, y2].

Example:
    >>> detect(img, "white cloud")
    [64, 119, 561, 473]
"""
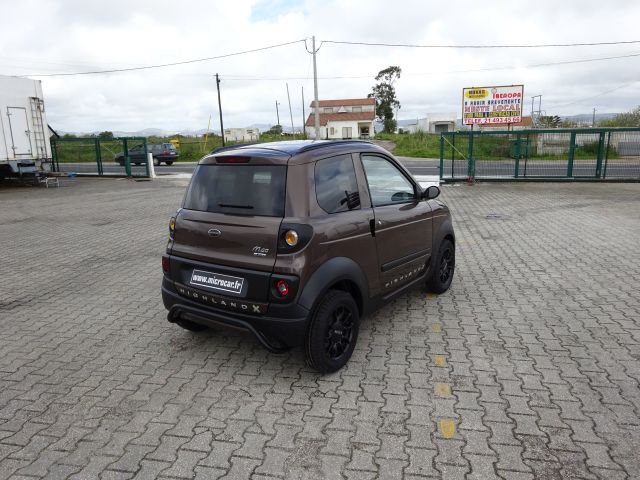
[1, 0, 639, 132]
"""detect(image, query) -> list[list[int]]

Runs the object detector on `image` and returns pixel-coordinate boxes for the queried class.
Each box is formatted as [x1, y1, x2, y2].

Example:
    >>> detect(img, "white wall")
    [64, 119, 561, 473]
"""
[224, 128, 260, 142]
[326, 121, 375, 139]
[412, 112, 457, 133]
[313, 104, 375, 115]
[305, 125, 327, 139]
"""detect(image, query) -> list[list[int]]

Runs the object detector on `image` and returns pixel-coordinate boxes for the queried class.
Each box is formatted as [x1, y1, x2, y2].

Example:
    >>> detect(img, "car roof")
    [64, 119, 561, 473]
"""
[201, 140, 386, 165]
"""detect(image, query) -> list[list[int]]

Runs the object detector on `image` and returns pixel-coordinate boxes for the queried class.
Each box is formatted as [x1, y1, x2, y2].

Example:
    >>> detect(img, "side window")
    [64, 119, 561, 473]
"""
[361, 155, 416, 206]
[315, 154, 361, 213]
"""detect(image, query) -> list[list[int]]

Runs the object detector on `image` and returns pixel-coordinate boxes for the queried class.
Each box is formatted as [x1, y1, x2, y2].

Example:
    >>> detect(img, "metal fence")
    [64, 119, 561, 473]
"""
[439, 128, 640, 181]
[51, 137, 150, 177]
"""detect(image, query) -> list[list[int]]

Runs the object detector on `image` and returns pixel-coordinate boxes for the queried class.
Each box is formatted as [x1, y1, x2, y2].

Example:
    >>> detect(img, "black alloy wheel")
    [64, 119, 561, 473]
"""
[426, 239, 455, 294]
[324, 305, 355, 360]
[439, 247, 454, 284]
[306, 290, 360, 373]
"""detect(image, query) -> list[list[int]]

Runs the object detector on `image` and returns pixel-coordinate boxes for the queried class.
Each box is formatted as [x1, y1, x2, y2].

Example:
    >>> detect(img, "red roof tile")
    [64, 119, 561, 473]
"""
[305, 111, 376, 127]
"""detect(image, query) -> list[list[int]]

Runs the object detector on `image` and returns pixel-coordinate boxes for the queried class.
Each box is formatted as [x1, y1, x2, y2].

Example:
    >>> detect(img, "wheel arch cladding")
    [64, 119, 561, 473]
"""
[435, 216, 455, 250]
[298, 257, 368, 316]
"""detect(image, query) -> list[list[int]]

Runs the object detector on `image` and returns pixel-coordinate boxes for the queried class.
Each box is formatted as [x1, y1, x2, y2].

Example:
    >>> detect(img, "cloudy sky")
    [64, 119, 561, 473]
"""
[2, 0, 639, 133]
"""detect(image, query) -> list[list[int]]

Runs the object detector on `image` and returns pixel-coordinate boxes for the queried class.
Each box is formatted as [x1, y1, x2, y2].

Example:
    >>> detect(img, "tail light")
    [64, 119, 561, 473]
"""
[275, 279, 289, 297]
[216, 156, 250, 163]
[169, 216, 176, 239]
[269, 274, 299, 303]
[277, 224, 313, 253]
[162, 255, 170, 273]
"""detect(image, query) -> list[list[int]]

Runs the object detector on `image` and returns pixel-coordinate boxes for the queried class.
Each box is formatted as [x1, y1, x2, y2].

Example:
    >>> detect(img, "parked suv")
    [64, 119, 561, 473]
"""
[162, 140, 455, 372]
[115, 143, 179, 166]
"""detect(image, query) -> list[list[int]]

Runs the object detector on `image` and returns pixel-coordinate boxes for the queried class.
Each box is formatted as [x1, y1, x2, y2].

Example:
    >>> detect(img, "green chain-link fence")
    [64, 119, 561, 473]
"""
[51, 137, 150, 177]
[440, 128, 640, 181]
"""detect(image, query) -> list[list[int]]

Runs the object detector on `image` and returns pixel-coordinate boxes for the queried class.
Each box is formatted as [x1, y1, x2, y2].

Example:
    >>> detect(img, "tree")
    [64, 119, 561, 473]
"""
[98, 131, 114, 140]
[537, 115, 562, 128]
[599, 106, 640, 127]
[268, 125, 283, 135]
[368, 66, 402, 133]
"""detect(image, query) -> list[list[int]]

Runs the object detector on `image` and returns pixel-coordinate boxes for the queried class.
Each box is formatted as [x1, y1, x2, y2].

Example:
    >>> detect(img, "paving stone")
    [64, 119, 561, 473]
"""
[0, 180, 639, 479]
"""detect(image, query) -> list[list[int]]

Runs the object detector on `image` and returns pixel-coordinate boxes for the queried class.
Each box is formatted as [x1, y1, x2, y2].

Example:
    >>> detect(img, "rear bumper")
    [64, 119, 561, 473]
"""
[162, 277, 309, 350]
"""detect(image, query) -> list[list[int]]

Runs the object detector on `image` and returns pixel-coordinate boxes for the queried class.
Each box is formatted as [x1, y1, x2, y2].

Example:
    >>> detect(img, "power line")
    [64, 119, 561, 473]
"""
[23, 39, 306, 77]
[546, 80, 640, 109]
[322, 39, 640, 49]
[219, 51, 640, 81]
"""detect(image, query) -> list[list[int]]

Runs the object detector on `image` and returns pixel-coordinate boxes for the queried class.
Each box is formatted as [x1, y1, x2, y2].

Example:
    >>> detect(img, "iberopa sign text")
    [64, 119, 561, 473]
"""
[462, 85, 524, 125]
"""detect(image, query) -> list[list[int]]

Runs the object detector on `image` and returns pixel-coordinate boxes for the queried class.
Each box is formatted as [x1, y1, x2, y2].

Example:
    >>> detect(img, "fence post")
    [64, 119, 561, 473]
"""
[51, 139, 58, 172]
[439, 134, 444, 180]
[123, 138, 131, 177]
[514, 133, 521, 178]
[567, 131, 576, 178]
[451, 132, 456, 178]
[95, 138, 103, 175]
[595, 131, 605, 178]
[467, 130, 475, 181]
[143, 139, 151, 178]
[603, 131, 611, 179]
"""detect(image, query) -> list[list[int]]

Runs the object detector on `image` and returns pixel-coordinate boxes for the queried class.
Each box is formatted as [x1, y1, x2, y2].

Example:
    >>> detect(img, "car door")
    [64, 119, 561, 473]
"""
[359, 153, 433, 293]
[310, 153, 381, 295]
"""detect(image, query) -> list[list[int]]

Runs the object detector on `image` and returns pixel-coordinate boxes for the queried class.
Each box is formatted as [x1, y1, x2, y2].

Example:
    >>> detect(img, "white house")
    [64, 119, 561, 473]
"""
[224, 127, 260, 143]
[406, 112, 457, 134]
[305, 98, 376, 140]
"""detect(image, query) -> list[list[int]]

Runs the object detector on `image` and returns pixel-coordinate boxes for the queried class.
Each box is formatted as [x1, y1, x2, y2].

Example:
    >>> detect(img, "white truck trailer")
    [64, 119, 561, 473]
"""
[0, 75, 52, 179]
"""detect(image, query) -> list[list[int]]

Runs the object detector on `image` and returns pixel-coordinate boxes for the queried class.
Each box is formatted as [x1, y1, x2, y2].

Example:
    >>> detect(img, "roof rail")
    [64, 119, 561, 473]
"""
[297, 139, 373, 154]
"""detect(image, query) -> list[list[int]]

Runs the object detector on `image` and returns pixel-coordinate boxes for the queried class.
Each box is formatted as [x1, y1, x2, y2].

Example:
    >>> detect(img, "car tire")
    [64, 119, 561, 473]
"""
[165, 161, 174, 166]
[175, 318, 208, 332]
[426, 239, 455, 294]
[305, 290, 359, 373]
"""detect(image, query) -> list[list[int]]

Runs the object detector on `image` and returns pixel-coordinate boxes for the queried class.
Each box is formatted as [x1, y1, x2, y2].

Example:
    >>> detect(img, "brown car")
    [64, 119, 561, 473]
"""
[162, 140, 455, 372]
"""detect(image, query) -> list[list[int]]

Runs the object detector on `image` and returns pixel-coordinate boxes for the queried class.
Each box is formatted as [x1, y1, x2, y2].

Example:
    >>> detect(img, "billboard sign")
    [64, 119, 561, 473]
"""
[462, 85, 524, 125]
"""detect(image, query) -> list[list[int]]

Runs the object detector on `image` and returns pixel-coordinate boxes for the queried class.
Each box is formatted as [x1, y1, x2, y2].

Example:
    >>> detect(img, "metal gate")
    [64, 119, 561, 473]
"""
[440, 128, 640, 181]
[51, 137, 150, 177]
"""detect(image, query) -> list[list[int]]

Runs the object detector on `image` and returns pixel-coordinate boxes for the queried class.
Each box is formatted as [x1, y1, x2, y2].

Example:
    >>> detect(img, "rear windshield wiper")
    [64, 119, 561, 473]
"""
[218, 203, 254, 209]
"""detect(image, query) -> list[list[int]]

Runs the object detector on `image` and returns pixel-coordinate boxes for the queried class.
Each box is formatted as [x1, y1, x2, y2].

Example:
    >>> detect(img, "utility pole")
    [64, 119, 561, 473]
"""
[312, 36, 320, 139]
[286, 83, 295, 137]
[275, 101, 281, 127]
[302, 86, 306, 139]
[592, 108, 597, 127]
[531, 95, 542, 126]
[216, 74, 225, 147]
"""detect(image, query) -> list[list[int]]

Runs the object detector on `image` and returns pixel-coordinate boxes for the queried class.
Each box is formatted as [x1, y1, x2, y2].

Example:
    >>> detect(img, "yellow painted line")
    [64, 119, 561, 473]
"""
[439, 418, 456, 439]
[431, 323, 442, 333]
[435, 383, 451, 397]
[434, 355, 446, 367]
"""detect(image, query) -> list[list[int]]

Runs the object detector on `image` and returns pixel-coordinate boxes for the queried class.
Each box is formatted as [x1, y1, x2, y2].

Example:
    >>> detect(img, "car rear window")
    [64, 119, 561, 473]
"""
[183, 164, 286, 217]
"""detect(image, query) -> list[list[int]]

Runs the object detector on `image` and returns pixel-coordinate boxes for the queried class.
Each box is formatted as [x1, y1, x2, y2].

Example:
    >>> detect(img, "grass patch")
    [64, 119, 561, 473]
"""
[376, 132, 441, 158]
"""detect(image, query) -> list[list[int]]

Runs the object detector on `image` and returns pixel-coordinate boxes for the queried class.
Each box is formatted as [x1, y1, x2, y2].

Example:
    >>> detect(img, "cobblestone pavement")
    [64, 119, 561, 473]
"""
[1, 178, 639, 479]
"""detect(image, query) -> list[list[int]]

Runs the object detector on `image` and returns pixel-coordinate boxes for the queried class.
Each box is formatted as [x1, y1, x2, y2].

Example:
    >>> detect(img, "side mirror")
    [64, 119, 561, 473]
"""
[424, 185, 440, 200]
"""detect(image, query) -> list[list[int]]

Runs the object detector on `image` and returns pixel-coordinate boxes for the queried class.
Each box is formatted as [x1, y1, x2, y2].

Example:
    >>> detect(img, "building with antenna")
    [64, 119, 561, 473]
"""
[305, 98, 376, 139]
